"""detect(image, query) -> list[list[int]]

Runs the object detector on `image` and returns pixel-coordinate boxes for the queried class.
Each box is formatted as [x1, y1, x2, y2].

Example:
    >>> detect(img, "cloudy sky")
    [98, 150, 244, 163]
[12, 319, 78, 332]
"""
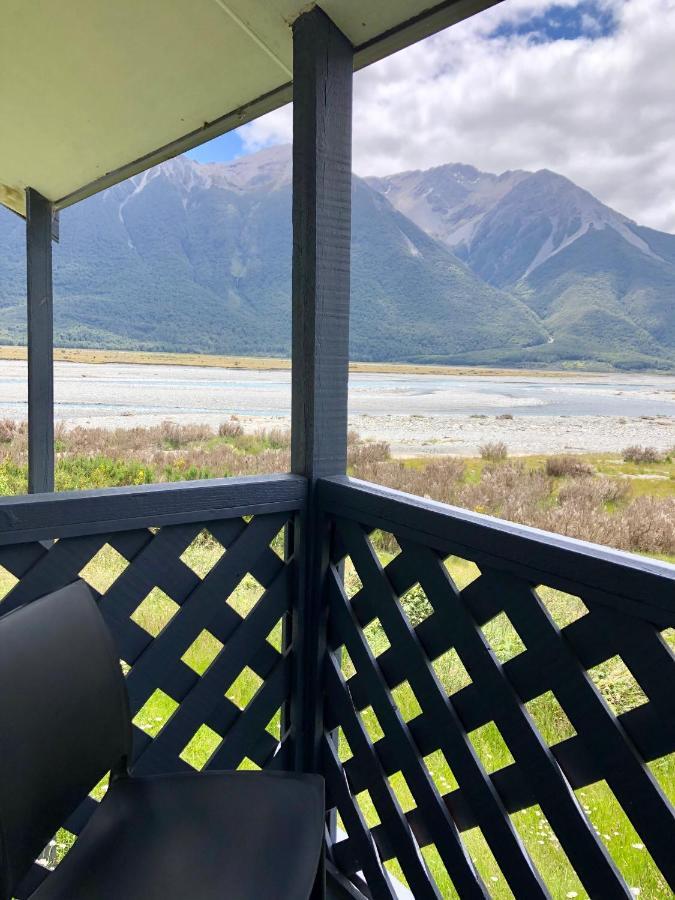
[188, 0, 675, 233]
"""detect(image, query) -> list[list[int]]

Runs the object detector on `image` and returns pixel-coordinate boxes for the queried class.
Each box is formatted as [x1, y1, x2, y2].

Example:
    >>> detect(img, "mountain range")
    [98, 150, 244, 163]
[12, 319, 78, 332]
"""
[0, 144, 673, 370]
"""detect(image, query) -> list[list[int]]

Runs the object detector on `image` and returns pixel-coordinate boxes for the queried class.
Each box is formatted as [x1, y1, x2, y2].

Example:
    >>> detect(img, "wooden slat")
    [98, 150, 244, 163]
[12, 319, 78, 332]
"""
[318, 477, 675, 623]
[409, 542, 630, 899]
[328, 567, 488, 899]
[0, 474, 307, 545]
[336, 521, 547, 898]
[326, 655, 442, 899]
[323, 734, 398, 899]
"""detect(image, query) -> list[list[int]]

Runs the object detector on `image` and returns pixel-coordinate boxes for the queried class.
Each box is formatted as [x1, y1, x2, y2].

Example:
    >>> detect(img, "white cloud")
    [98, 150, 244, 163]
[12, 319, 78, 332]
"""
[239, 0, 675, 233]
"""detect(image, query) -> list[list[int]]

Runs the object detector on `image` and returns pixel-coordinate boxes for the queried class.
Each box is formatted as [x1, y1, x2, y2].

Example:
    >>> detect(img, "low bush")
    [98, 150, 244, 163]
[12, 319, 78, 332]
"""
[623, 445, 662, 464]
[479, 441, 508, 461]
[546, 455, 593, 478]
[557, 477, 629, 507]
[348, 441, 391, 468]
[160, 420, 212, 449]
[218, 418, 244, 439]
[0, 419, 18, 444]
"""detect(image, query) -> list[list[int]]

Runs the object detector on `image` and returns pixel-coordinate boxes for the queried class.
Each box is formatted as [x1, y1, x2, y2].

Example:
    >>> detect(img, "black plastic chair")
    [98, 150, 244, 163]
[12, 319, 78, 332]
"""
[0, 581, 324, 900]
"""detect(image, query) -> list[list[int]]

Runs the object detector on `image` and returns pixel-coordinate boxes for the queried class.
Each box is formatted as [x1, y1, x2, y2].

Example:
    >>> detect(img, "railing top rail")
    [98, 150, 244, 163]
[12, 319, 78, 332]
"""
[318, 475, 675, 623]
[0, 474, 307, 545]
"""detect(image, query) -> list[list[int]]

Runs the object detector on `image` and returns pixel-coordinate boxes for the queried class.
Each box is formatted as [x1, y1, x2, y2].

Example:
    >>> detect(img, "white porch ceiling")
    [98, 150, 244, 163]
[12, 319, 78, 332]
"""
[0, 0, 501, 216]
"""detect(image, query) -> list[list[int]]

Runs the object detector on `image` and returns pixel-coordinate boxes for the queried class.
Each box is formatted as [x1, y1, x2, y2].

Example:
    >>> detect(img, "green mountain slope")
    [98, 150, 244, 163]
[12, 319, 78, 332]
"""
[0, 148, 546, 362]
[371, 164, 675, 369]
[511, 227, 675, 369]
[2, 146, 674, 369]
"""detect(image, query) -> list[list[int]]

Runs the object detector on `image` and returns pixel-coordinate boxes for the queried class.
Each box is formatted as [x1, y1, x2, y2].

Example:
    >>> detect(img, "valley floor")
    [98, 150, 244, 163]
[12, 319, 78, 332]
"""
[343, 412, 675, 457]
[0, 344, 601, 377]
[1, 355, 673, 457]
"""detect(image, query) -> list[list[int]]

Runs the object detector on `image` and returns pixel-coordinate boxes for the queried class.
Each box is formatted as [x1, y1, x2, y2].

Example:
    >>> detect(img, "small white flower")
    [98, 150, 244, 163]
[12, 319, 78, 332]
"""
[629, 888, 640, 897]
[490, 876, 498, 882]
[565, 892, 578, 898]
[631, 843, 644, 850]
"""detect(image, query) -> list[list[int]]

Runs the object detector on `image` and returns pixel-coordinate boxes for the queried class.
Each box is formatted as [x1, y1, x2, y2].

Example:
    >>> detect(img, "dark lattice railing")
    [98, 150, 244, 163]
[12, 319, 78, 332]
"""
[2, 472, 674, 899]
[0, 475, 306, 898]
[319, 476, 675, 900]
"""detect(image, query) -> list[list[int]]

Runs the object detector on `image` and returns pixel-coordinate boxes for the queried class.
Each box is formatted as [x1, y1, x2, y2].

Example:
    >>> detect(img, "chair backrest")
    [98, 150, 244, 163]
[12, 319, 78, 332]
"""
[0, 580, 131, 900]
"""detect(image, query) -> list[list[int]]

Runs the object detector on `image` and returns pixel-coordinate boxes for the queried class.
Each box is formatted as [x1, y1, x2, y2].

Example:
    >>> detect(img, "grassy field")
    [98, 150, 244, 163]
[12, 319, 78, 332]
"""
[0, 344, 595, 378]
[1, 421, 673, 896]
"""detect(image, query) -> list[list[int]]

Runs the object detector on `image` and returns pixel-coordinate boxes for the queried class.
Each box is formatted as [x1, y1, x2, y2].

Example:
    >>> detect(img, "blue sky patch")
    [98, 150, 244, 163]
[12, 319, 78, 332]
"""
[187, 130, 245, 164]
[490, 1, 616, 43]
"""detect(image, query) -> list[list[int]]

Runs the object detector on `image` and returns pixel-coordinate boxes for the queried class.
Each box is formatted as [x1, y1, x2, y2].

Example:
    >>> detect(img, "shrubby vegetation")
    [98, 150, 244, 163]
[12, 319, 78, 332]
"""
[351, 442, 675, 558]
[479, 440, 508, 462]
[1, 421, 673, 557]
[623, 444, 663, 464]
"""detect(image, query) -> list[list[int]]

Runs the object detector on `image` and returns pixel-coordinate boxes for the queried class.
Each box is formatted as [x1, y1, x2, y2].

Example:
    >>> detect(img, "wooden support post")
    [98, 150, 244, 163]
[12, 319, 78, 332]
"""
[290, 6, 353, 775]
[290, 14, 353, 894]
[26, 189, 55, 494]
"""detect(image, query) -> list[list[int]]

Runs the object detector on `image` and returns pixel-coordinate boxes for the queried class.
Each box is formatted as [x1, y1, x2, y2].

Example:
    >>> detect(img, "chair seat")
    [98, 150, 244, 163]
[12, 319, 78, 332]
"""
[31, 770, 324, 900]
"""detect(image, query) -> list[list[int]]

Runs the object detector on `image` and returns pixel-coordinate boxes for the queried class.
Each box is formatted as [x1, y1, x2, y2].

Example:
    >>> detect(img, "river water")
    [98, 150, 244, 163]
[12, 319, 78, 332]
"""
[0, 360, 674, 423]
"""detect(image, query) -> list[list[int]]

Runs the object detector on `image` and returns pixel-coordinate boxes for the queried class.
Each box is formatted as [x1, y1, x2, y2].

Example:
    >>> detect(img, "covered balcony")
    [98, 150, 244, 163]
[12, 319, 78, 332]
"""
[1, 2, 674, 898]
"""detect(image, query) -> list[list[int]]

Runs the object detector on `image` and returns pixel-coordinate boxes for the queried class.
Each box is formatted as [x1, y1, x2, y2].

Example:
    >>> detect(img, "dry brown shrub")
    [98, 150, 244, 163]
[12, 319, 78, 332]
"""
[0, 419, 17, 443]
[623, 445, 663, 464]
[545, 455, 593, 478]
[2, 419, 672, 558]
[540, 505, 623, 547]
[479, 441, 508, 462]
[351, 445, 673, 557]
[350, 459, 465, 506]
[262, 428, 290, 449]
[542, 496, 675, 555]
[159, 420, 212, 447]
[622, 496, 675, 554]
[218, 419, 244, 439]
[461, 462, 550, 521]
[558, 477, 629, 507]
[348, 441, 390, 468]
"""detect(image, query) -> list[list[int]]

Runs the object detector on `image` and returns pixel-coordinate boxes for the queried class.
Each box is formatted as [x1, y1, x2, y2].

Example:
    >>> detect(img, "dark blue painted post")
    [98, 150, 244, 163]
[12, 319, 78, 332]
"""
[290, 7, 353, 894]
[25, 188, 55, 494]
